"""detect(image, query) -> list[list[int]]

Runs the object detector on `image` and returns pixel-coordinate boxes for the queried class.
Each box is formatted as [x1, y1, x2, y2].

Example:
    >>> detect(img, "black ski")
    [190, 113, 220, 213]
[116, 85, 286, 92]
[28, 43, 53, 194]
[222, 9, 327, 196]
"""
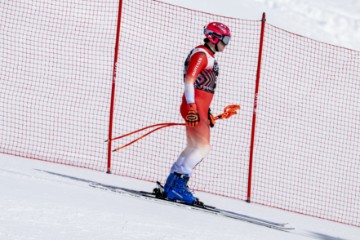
[90, 181, 294, 231]
[40, 171, 293, 231]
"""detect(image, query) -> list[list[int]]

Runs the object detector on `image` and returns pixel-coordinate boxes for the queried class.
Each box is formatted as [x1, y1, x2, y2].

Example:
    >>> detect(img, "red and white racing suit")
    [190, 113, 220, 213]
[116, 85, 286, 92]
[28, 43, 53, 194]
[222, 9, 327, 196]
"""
[170, 45, 218, 176]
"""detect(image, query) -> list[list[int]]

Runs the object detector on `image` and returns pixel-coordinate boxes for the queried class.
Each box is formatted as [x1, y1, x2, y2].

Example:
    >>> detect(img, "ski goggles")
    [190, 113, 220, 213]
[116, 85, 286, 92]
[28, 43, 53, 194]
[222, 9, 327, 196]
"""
[221, 35, 231, 45]
[212, 32, 231, 45]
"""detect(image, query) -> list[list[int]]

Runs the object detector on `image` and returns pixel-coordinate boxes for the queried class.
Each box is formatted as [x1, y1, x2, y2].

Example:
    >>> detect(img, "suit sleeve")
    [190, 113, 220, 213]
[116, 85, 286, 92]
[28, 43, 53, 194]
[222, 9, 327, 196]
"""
[183, 52, 208, 104]
[184, 52, 208, 83]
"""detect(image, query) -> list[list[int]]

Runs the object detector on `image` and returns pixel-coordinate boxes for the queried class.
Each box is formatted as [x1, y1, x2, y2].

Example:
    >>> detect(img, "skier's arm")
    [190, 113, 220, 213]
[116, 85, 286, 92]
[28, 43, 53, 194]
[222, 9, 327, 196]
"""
[184, 52, 207, 104]
[183, 52, 207, 127]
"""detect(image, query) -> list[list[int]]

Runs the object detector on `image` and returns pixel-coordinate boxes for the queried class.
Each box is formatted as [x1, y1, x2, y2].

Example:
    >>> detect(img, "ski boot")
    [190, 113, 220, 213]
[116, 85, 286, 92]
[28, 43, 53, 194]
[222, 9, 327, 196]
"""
[163, 172, 197, 205]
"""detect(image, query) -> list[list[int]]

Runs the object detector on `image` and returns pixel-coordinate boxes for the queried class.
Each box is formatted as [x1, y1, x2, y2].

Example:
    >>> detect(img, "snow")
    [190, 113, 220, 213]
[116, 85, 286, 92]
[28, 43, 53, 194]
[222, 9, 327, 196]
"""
[163, 0, 360, 51]
[1, 154, 359, 240]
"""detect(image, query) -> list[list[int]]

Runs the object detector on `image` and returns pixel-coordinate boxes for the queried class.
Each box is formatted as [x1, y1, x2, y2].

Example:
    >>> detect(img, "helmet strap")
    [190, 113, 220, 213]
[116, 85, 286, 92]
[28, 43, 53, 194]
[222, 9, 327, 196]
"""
[204, 42, 215, 54]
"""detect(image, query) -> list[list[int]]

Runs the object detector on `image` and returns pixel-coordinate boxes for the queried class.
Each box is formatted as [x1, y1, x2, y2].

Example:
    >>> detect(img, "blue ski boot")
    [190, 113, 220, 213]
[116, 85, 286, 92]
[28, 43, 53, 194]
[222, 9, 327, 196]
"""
[164, 172, 196, 205]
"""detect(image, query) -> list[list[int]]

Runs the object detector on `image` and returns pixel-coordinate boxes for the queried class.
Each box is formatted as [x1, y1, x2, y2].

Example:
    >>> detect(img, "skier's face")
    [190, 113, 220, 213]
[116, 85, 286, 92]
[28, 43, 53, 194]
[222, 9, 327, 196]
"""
[217, 41, 226, 52]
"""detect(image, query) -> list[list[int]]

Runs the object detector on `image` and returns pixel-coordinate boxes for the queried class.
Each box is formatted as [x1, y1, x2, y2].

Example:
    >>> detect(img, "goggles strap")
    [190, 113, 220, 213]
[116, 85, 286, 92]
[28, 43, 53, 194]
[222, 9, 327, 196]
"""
[215, 42, 219, 52]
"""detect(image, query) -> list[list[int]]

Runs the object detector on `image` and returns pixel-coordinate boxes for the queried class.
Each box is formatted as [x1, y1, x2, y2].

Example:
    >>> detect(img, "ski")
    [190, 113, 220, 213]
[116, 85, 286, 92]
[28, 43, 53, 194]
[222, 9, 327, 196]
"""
[89, 181, 294, 231]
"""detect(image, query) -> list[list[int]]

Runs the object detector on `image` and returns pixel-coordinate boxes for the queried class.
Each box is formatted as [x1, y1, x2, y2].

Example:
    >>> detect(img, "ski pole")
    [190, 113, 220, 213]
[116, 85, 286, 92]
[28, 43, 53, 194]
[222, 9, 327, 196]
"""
[106, 123, 184, 142]
[111, 104, 240, 152]
[112, 123, 184, 152]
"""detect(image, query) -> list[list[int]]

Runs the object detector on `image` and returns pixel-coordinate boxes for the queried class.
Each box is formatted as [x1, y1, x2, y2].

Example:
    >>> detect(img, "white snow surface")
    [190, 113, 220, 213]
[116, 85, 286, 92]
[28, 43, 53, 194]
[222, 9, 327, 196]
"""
[163, 0, 360, 51]
[1, 154, 359, 240]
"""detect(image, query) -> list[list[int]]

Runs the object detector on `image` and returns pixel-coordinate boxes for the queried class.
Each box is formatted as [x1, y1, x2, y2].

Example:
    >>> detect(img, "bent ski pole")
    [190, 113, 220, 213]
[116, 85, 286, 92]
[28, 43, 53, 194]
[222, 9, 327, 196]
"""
[112, 104, 240, 152]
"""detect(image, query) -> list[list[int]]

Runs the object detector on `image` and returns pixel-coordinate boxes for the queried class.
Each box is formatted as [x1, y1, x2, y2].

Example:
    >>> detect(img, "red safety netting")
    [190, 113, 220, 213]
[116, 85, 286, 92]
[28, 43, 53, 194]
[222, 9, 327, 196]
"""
[252, 24, 360, 226]
[1, 0, 359, 226]
[110, 0, 258, 202]
[0, 0, 118, 169]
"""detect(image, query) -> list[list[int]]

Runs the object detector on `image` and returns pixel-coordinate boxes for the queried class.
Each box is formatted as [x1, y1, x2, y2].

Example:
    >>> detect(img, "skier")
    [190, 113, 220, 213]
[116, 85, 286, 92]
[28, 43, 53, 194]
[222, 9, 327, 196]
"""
[163, 22, 231, 204]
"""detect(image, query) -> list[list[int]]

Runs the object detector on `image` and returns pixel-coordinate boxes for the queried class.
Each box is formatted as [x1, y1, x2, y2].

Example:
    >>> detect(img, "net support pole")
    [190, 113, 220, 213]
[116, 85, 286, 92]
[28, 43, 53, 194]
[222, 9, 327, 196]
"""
[107, 0, 124, 174]
[247, 12, 266, 202]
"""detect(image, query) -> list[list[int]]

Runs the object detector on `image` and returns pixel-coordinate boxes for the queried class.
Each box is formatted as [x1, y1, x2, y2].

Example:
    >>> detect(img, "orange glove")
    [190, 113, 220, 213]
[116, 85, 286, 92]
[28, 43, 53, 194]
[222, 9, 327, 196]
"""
[185, 104, 200, 127]
[208, 108, 215, 128]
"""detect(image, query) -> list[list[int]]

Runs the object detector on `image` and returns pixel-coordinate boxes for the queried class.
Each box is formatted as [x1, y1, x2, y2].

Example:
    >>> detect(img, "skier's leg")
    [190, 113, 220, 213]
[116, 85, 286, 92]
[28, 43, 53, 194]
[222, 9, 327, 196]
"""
[170, 122, 211, 176]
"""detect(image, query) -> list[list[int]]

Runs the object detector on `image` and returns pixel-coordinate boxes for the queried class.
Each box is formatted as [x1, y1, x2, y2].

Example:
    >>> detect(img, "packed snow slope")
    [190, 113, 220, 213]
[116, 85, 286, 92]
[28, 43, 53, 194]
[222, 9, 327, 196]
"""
[1, 154, 359, 240]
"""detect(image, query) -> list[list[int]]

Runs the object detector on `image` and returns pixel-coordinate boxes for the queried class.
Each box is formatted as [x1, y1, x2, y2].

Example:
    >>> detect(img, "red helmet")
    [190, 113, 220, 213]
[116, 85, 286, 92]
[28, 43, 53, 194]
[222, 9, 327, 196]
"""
[204, 22, 231, 45]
